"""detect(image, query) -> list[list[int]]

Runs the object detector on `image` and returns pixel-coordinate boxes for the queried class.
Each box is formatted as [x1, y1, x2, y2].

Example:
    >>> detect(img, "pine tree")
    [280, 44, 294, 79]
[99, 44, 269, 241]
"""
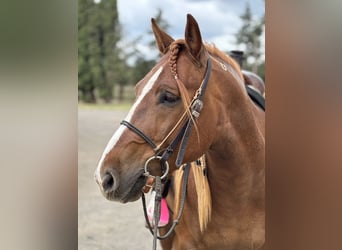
[78, 0, 97, 103]
[96, 0, 121, 103]
[236, 2, 264, 74]
[78, 0, 122, 103]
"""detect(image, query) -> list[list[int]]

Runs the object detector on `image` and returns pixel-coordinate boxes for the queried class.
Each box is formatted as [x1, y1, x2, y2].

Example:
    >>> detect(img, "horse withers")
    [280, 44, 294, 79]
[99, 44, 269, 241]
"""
[95, 14, 265, 250]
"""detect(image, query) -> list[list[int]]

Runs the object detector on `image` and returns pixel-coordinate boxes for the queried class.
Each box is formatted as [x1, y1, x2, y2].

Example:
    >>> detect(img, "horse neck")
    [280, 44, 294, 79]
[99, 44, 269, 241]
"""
[206, 80, 265, 210]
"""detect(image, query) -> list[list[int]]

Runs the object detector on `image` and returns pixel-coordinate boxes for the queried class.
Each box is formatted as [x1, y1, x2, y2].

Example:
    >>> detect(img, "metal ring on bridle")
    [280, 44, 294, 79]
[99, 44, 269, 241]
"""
[144, 156, 169, 180]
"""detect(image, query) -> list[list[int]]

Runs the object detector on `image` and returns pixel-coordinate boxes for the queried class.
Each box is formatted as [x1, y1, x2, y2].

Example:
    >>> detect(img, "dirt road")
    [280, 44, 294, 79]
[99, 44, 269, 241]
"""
[78, 108, 158, 250]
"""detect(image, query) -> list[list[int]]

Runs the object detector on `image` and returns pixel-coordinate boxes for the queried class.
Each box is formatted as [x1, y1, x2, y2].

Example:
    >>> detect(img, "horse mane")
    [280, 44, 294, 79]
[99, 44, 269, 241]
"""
[204, 43, 244, 80]
[173, 155, 211, 233]
[169, 41, 243, 233]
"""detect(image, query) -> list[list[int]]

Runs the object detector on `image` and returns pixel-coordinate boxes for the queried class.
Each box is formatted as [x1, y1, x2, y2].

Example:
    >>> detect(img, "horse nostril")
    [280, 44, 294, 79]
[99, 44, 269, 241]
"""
[102, 171, 118, 193]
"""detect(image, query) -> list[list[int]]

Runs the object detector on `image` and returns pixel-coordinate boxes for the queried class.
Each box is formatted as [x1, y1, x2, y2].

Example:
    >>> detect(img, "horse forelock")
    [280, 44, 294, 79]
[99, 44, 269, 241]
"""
[168, 40, 192, 110]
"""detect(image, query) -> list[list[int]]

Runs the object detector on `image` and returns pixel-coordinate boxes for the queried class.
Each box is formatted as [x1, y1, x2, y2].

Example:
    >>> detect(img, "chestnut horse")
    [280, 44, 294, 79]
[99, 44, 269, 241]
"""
[95, 14, 265, 250]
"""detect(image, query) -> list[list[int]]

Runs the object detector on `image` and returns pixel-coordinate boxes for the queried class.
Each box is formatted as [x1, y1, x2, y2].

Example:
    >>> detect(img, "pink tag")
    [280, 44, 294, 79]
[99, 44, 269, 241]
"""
[159, 198, 169, 227]
[147, 191, 169, 227]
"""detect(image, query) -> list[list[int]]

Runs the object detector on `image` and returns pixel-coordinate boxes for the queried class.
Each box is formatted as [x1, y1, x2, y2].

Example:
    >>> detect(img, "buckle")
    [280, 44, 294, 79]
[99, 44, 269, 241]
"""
[191, 99, 203, 118]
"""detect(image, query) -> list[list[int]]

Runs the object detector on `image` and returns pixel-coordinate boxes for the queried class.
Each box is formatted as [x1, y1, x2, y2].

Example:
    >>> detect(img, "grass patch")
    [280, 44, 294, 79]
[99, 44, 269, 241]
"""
[78, 101, 132, 111]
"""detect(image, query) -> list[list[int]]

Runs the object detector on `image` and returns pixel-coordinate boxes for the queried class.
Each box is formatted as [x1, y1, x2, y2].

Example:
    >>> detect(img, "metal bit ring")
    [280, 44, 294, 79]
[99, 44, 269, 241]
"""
[144, 156, 169, 180]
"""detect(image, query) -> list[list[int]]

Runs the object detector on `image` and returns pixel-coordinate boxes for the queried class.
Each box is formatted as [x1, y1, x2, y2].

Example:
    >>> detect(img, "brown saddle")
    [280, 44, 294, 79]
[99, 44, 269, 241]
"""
[242, 70, 265, 97]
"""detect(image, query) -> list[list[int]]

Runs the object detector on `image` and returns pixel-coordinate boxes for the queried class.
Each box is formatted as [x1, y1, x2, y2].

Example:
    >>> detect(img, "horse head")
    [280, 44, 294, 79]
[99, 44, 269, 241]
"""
[94, 15, 220, 202]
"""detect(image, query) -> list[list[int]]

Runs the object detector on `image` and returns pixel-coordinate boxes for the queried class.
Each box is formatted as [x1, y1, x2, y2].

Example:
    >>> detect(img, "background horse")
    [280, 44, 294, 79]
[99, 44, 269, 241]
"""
[95, 14, 265, 250]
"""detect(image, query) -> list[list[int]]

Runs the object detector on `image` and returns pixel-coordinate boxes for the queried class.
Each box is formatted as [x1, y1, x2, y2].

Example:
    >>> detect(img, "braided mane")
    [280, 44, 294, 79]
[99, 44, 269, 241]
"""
[168, 41, 194, 124]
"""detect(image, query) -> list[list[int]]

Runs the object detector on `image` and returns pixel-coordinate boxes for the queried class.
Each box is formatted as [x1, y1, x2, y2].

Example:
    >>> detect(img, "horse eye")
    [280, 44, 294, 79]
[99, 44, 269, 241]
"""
[159, 91, 180, 106]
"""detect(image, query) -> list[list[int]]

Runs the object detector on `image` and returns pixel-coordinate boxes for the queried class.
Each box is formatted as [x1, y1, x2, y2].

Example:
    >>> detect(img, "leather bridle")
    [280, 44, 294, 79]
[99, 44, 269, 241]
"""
[120, 57, 211, 248]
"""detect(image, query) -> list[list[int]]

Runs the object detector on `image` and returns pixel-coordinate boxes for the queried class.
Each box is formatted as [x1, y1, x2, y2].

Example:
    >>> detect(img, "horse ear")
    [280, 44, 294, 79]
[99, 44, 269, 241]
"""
[185, 14, 203, 60]
[151, 18, 174, 54]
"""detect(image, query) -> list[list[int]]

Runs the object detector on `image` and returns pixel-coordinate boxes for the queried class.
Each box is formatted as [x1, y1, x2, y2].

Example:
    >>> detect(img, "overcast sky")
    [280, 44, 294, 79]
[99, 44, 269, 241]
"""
[117, 0, 264, 60]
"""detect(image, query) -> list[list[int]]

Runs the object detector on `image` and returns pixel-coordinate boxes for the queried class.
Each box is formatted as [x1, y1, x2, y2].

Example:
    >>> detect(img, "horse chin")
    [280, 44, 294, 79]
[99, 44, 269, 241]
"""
[119, 175, 146, 203]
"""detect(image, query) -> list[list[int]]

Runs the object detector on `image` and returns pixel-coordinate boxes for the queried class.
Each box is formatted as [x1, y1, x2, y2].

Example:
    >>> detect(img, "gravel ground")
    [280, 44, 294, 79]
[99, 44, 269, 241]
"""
[78, 108, 158, 250]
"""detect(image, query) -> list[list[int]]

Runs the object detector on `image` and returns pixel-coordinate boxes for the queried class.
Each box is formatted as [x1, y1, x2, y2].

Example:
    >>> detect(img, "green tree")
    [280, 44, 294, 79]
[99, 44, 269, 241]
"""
[78, 0, 123, 103]
[115, 55, 131, 102]
[236, 2, 264, 74]
[94, 0, 121, 103]
[78, 0, 97, 102]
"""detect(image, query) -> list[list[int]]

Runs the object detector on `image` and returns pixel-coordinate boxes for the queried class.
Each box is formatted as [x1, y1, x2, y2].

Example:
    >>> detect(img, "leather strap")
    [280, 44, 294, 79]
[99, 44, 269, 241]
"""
[120, 120, 157, 149]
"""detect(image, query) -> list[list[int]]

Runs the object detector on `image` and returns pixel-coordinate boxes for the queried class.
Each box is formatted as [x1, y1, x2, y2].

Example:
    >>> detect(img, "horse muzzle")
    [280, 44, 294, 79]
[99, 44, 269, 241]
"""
[95, 167, 146, 203]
